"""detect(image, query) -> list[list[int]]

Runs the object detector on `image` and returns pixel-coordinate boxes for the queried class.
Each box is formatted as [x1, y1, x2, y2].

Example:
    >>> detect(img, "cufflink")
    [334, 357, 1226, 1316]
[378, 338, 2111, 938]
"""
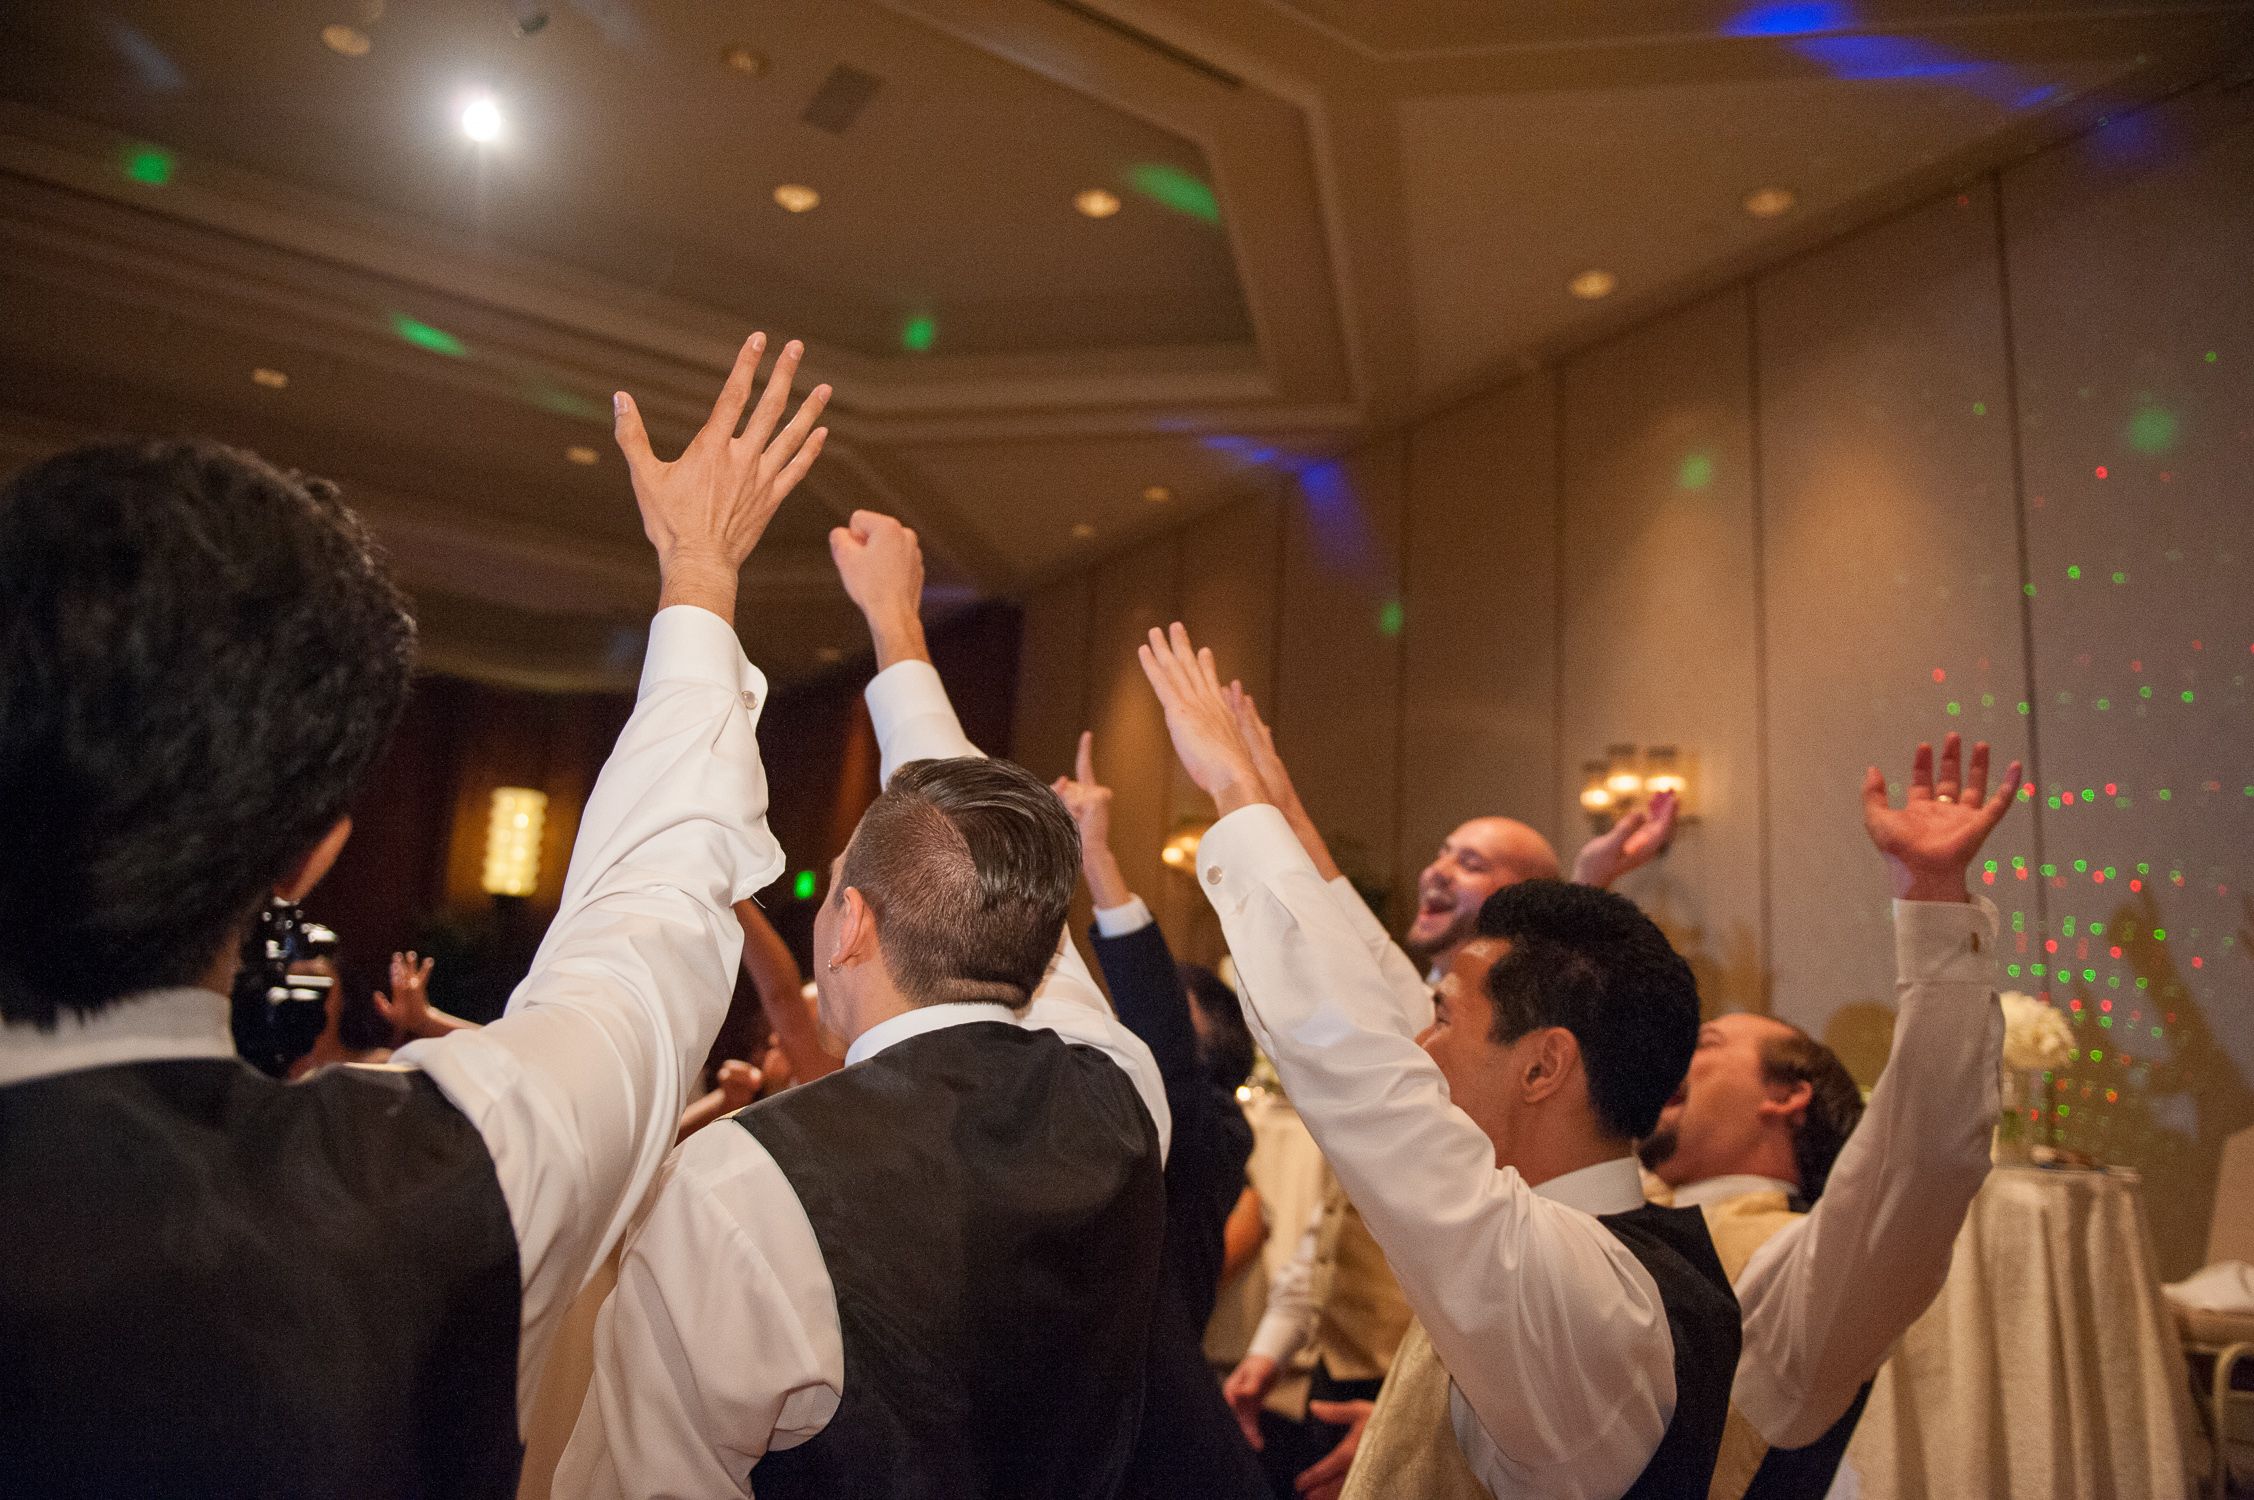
[740, 689, 758, 711]
[1206, 866, 1223, 886]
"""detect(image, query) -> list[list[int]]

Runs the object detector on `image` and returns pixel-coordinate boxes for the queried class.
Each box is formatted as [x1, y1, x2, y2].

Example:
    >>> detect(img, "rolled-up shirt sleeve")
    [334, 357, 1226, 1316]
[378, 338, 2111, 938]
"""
[862, 660, 1169, 1160]
[1731, 897, 2001, 1448]
[1199, 806, 1675, 1499]
[396, 604, 784, 1417]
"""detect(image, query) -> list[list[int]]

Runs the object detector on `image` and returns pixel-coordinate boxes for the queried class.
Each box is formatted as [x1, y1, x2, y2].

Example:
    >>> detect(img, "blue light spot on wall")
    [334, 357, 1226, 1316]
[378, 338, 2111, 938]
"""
[1790, 34, 1982, 82]
[1294, 459, 1377, 572]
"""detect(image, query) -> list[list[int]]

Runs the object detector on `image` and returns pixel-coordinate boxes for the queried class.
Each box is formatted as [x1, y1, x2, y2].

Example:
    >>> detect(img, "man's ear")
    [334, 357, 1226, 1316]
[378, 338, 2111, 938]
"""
[1519, 1027, 1580, 1106]
[1757, 1077, 1814, 1130]
[278, 818, 353, 903]
[833, 886, 880, 970]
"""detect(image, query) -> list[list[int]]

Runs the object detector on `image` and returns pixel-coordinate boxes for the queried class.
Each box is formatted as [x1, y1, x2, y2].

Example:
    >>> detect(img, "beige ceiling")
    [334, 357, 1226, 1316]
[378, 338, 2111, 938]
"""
[0, 0, 2246, 689]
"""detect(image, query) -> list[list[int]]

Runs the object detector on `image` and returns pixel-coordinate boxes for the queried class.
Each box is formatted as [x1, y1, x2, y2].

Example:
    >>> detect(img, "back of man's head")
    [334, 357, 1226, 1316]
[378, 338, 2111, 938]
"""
[0, 440, 415, 1028]
[1758, 1026, 1865, 1202]
[838, 757, 1079, 1008]
[1476, 880, 1700, 1142]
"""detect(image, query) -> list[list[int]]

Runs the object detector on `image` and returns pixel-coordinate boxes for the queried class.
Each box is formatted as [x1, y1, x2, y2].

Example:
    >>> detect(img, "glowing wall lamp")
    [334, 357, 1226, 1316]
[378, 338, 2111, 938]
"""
[1579, 745, 1690, 833]
[482, 787, 548, 897]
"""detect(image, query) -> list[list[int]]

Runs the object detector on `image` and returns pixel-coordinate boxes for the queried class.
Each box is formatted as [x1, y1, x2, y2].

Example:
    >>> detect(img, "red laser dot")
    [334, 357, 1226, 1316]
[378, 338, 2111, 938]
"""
[2023, 781, 2036, 796]
[2093, 871, 2106, 883]
[2193, 956, 2204, 969]
[2129, 878, 2143, 891]
[1932, 668, 1946, 683]
[2101, 999, 2112, 1012]
[2110, 946, 2122, 958]
[2062, 791, 2075, 804]
[2194, 640, 2203, 650]
[2104, 783, 2117, 795]
[2045, 939, 2059, 953]
[2132, 660, 2142, 672]
[2094, 465, 2108, 478]
[1983, 870, 1996, 885]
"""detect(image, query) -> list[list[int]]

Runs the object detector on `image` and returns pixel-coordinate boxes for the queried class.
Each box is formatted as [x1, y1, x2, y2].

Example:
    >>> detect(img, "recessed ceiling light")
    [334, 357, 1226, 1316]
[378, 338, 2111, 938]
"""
[565, 444, 600, 466]
[321, 24, 371, 57]
[1742, 186, 1797, 218]
[1568, 269, 1617, 300]
[1142, 485, 1172, 502]
[814, 645, 844, 665]
[722, 44, 768, 76]
[1074, 188, 1121, 219]
[1071, 522, 1097, 540]
[251, 367, 289, 390]
[461, 96, 504, 144]
[773, 183, 820, 214]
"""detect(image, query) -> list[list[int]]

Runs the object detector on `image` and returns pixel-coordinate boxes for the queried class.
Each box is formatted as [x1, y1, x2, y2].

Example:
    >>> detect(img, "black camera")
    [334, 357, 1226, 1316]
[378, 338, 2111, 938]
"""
[228, 899, 339, 1078]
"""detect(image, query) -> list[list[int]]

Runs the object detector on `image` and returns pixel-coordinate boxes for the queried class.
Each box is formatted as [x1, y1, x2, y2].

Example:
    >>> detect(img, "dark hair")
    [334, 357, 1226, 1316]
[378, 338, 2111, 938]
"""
[0, 440, 415, 1027]
[1757, 1028, 1865, 1202]
[1181, 962, 1255, 1087]
[837, 757, 1079, 1007]
[1476, 880, 1699, 1141]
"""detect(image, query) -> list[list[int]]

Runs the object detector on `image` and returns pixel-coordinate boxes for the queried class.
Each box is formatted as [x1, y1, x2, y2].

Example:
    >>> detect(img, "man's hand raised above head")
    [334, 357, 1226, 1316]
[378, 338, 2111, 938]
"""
[828, 509, 929, 670]
[1137, 622, 1269, 817]
[1862, 732, 2022, 904]
[1053, 730, 1131, 909]
[1572, 788, 1678, 890]
[614, 332, 831, 622]
[1227, 683, 1341, 882]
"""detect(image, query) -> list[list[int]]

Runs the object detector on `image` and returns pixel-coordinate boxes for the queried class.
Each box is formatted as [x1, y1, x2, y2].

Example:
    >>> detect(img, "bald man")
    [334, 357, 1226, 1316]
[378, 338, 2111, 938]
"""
[1224, 789, 1678, 1498]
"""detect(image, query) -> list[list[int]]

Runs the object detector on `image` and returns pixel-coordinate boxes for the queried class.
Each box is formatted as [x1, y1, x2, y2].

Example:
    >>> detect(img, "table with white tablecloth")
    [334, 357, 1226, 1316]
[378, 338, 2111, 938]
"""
[1840, 1165, 2206, 1499]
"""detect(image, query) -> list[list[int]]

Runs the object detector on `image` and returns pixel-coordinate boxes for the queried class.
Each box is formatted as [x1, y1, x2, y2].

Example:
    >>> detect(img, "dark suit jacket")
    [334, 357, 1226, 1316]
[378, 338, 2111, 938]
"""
[1092, 916, 1267, 1500]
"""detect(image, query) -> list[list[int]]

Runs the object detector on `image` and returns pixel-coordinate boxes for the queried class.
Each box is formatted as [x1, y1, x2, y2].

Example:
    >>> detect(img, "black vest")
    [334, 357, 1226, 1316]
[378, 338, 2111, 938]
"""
[0, 1058, 522, 1499]
[1599, 1202, 1744, 1500]
[1741, 1381, 1873, 1500]
[738, 1019, 1166, 1500]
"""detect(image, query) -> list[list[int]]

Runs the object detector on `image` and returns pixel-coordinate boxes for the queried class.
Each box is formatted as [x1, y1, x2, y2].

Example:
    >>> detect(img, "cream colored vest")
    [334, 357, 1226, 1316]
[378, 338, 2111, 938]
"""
[1309, 1176, 1414, 1382]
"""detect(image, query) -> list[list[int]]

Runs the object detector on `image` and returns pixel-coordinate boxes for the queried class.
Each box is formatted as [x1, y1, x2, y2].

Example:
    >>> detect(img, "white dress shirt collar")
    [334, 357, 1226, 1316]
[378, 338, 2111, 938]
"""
[1531, 1153, 1649, 1216]
[1667, 1173, 1798, 1208]
[0, 987, 236, 1088]
[845, 1001, 1019, 1067]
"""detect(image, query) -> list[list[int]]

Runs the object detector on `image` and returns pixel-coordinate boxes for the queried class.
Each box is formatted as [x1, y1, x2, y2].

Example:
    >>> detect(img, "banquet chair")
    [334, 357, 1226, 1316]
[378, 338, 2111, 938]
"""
[2175, 1124, 2254, 1500]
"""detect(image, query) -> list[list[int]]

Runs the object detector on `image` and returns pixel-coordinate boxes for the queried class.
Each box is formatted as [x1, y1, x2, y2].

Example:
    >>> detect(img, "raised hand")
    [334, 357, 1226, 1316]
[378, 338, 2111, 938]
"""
[1051, 730, 1133, 909]
[372, 951, 472, 1040]
[714, 1058, 763, 1111]
[1228, 684, 1340, 882]
[1137, 623, 1268, 815]
[614, 333, 831, 619]
[1296, 1399, 1376, 1499]
[1571, 788, 1679, 889]
[1861, 732, 2022, 903]
[828, 509, 929, 668]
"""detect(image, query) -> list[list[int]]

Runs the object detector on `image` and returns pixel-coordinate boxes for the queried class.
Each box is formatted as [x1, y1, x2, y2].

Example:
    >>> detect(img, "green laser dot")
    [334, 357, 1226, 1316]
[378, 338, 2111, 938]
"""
[792, 869, 817, 901]
[900, 314, 937, 352]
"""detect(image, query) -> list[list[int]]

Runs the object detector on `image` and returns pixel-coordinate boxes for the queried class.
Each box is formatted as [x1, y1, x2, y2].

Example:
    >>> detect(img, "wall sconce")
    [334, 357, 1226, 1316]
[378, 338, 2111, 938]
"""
[1579, 744, 1690, 833]
[481, 787, 548, 897]
[1160, 820, 1210, 873]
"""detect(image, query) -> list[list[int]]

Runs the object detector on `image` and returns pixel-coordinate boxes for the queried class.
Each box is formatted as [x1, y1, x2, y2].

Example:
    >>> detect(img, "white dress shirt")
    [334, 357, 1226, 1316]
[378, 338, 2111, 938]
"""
[1199, 804, 1677, 1500]
[0, 605, 784, 1425]
[1717, 897, 2000, 1450]
[555, 657, 1169, 1500]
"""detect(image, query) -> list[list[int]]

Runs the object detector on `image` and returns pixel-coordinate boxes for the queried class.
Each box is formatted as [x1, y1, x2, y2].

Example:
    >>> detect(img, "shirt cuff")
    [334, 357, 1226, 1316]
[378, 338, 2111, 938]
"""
[639, 605, 764, 702]
[1248, 1310, 1306, 1365]
[1093, 896, 1155, 939]
[1892, 895, 2000, 985]
[863, 659, 952, 745]
[1197, 804, 1310, 919]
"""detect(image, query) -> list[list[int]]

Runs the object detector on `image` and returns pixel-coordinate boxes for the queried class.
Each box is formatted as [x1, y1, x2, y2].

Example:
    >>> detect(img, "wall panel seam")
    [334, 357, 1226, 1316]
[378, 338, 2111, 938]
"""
[1745, 284, 1777, 1015]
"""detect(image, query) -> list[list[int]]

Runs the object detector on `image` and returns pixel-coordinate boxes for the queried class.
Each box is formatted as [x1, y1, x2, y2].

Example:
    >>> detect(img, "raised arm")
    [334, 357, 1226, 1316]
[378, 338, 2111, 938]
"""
[396, 335, 830, 1412]
[734, 898, 840, 1084]
[1143, 623, 1673, 1496]
[1733, 733, 2017, 1447]
[832, 511, 1169, 1157]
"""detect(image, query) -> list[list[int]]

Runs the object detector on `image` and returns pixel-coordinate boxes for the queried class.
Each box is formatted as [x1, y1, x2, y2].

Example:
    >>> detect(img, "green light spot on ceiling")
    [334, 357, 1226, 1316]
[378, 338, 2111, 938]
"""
[1377, 600, 1404, 638]
[2066, 564, 2081, 580]
[2181, 689, 2195, 703]
[1677, 453, 1715, 491]
[1945, 701, 1961, 716]
[525, 381, 609, 421]
[2126, 405, 2179, 454]
[793, 869, 818, 901]
[1971, 401, 1987, 416]
[2023, 583, 2037, 597]
[2206, 350, 2219, 363]
[2111, 571, 2126, 584]
[2139, 684, 2153, 699]
[1125, 163, 1221, 224]
[389, 313, 468, 358]
[121, 144, 174, 186]
[900, 314, 937, 352]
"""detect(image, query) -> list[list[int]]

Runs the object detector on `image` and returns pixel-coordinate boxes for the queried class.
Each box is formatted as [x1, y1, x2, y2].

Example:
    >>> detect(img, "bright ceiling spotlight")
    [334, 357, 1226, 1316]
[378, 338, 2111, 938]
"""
[321, 24, 371, 57]
[1074, 188, 1121, 219]
[773, 183, 820, 213]
[1142, 485, 1172, 502]
[722, 45, 768, 76]
[251, 367, 289, 389]
[1568, 268, 1618, 300]
[1742, 186, 1797, 218]
[461, 96, 504, 143]
[565, 444, 599, 466]
[1071, 522, 1097, 540]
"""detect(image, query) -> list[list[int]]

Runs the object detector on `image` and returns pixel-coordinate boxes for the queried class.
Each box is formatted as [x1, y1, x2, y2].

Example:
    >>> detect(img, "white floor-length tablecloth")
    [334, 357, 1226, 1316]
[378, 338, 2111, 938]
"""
[1841, 1166, 2205, 1499]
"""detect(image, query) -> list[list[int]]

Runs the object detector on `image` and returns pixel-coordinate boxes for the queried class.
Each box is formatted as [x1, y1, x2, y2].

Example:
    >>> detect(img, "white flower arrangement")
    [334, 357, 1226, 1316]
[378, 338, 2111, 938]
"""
[1998, 990, 2073, 1073]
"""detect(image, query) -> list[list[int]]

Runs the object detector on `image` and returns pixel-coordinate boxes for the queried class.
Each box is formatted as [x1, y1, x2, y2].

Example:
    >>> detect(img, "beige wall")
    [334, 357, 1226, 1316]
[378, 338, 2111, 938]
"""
[1009, 83, 2253, 1275]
